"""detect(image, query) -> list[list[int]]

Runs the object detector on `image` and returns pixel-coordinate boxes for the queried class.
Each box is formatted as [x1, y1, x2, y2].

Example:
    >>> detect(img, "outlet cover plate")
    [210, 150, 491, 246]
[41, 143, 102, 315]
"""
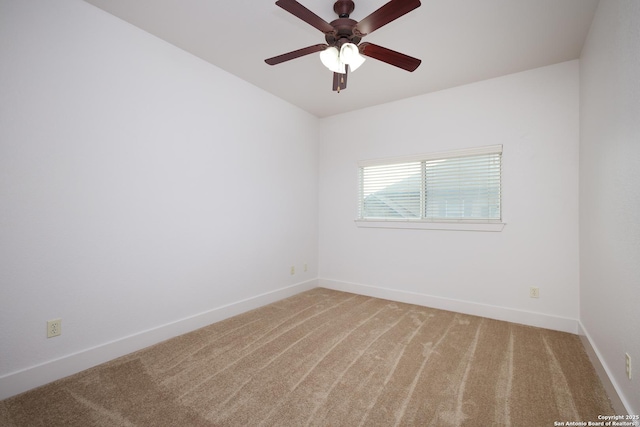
[47, 319, 62, 338]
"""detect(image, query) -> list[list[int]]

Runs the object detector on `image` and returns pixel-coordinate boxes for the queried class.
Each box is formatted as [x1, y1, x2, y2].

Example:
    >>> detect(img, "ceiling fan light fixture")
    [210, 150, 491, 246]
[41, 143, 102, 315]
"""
[339, 42, 366, 71]
[266, 0, 423, 91]
[320, 46, 345, 73]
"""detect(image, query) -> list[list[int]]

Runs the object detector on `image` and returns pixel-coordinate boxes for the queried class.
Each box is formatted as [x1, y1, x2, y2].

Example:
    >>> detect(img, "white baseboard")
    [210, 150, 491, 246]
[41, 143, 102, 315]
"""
[318, 278, 579, 334]
[0, 279, 318, 401]
[5, 278, 626, 415]
[578, 322, 631, 415]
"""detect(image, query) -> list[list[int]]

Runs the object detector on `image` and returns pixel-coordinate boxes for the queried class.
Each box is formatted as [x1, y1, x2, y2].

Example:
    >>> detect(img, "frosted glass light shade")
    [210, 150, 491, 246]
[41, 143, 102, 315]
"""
[319, 47, 345, 73]
[340, 43, 366, 71]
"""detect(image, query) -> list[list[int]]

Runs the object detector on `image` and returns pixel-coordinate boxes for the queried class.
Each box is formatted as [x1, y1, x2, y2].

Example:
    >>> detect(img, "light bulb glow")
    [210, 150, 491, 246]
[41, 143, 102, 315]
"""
[320, 43, 366, 73]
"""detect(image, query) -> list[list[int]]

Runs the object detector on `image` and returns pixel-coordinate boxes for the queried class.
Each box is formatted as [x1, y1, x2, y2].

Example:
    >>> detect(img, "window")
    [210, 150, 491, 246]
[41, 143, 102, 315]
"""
[357, 145, 503, 231]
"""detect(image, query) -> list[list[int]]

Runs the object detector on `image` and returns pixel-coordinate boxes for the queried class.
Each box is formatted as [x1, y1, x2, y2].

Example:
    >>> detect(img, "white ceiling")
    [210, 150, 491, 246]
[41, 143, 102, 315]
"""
[82, 0, 599, 118]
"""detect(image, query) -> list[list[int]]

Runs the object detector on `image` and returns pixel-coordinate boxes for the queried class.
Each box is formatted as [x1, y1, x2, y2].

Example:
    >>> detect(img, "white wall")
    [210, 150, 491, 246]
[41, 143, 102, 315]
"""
[318, 61, 580, 332]
[0, 0, 318, 398]
[579, 0, 640, 415]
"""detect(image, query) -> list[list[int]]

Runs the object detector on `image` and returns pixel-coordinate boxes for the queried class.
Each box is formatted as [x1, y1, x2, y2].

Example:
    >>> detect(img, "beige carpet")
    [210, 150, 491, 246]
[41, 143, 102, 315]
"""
[0, 288, 613, 426]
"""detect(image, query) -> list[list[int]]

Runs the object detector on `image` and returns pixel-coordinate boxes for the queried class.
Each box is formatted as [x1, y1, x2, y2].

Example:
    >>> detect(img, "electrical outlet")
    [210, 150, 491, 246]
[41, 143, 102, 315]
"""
[626, 353, 632, 379]
[304, 263, 308, 272]
[47, 319, 62, 338]
[290, 266, 295, 275]
[529, 287, 540, 298]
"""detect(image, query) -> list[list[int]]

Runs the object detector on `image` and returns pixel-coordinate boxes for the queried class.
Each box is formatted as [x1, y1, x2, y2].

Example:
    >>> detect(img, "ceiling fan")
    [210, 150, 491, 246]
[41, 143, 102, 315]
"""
[265, 0, 422, 92]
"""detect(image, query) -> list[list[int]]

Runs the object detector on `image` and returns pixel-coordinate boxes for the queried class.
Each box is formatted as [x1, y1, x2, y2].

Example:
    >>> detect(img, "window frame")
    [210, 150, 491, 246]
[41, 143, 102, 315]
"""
[355, 145, 505, 232]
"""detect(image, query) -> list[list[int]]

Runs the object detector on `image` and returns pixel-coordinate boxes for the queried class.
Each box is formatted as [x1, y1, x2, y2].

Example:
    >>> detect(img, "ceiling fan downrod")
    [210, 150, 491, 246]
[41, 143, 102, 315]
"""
[325, 0, 361, 47]
[334, 0, 355, 18]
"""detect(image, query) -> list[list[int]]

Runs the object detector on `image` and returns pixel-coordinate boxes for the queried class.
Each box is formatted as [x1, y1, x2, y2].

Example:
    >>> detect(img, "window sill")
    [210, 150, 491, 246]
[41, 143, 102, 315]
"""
[354, 219, 506, 232]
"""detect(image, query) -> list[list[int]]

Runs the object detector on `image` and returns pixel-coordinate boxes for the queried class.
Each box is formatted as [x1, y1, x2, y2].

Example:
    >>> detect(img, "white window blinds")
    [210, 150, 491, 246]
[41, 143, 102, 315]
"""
[358, 145, 502, 222]
[360, 162, 422, 219]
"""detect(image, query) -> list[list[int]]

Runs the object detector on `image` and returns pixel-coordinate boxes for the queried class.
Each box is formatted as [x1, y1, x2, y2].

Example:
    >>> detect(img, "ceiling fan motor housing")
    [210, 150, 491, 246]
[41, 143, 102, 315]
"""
[327, 0, 362, 46]
[325, 18, 361, 46]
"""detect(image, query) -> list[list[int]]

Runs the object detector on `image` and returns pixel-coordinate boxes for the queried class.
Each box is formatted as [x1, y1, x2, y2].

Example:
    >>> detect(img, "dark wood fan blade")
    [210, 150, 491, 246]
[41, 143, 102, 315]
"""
[332, 70, 348, 92]
[355, 0, 421, 35]
[275, 0, 335, 33]
[359, 42, 421, 72]
[265, 44, 328, 65]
